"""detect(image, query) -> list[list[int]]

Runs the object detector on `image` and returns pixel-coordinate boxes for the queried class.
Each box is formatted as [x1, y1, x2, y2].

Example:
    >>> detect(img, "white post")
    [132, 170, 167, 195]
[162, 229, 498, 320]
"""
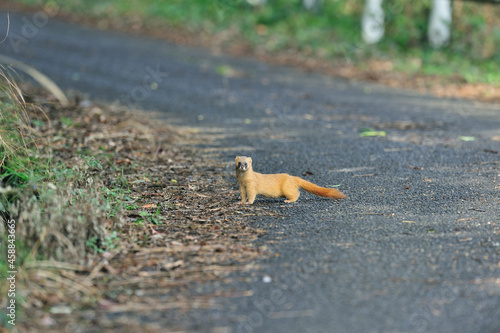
[362, 0, 385, 44]
[428, 0, 452, 48]
[246, 0, 267, 6]
[303, 0, 323, 11]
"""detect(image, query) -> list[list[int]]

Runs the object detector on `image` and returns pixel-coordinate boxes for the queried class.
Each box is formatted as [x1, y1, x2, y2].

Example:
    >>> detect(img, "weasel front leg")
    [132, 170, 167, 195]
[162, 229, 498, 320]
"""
[246, 188, 257, 204]
[238, 185, 247, 204]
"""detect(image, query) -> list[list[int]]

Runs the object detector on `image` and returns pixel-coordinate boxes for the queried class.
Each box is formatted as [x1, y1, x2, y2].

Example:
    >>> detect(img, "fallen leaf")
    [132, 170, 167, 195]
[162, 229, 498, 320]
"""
[98, 299, 117, 310]
[115, 158, 131, 164]
[216, 64, 243, 78]
[141, 203, 157, 209]
[40, 314, 56, 327]
[164, 260, 184, 270]
[359, 128, 387, 137]
[50, 305, 72, 315]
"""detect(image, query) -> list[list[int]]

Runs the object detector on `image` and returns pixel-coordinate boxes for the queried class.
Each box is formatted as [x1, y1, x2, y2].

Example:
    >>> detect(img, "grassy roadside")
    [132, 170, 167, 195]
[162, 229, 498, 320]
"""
[0, 69, 116, 327]
[0, 70, 269, 330]
[7, 0, 500, 102]
[0, 70, 109, 261]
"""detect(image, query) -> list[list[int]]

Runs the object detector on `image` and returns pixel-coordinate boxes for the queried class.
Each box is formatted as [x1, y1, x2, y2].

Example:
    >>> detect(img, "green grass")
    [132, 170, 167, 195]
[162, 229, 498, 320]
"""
[13, 0, 500, 85]
[86, 231, 119, 254]
[0, 73, 41, 205]
[0, 69, 115, 265]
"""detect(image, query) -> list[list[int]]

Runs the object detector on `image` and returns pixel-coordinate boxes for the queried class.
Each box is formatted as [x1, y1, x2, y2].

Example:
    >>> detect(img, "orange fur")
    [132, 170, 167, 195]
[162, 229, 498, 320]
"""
[235, 156, 346, 204]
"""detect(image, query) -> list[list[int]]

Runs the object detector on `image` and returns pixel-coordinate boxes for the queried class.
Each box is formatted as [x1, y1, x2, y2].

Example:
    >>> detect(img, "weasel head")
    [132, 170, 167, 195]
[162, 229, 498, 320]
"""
[235, 156, 252, 173]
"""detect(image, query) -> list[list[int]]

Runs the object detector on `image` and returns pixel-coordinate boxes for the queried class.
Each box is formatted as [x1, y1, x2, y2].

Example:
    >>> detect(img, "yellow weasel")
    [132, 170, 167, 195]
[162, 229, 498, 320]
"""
[235, 156, 347, 204]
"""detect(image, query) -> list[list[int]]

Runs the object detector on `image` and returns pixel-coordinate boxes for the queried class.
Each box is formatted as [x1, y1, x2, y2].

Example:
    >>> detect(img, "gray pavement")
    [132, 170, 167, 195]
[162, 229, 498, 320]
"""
[1, 10, 499, 333]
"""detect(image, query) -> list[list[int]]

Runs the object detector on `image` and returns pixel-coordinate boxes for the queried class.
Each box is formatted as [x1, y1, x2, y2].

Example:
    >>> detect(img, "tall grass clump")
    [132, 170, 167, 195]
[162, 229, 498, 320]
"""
[0, 67, 38, 217]
[0, 67, 109, 264]
[0, 67, 124, 327]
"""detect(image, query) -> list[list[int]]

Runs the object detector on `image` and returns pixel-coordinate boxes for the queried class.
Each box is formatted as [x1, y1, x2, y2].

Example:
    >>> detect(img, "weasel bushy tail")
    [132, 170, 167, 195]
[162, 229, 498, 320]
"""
[298, 178, 347, 199]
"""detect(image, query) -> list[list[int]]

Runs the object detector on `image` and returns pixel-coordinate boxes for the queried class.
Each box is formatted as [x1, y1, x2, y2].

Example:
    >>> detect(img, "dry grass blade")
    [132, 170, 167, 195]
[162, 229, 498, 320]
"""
[0, 66, 31, 166]
[22, 260, 98, 299]
[23, 260, 91, 272]
[26, 269, 99, 297]
[0, 64, 24, 104]
[0, 54, 69, 106]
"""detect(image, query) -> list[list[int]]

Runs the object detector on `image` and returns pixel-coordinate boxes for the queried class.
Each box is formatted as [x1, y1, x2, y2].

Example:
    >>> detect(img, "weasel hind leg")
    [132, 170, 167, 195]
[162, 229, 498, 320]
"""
[284, 190, 300, 203]
[283, 180, 300, 203]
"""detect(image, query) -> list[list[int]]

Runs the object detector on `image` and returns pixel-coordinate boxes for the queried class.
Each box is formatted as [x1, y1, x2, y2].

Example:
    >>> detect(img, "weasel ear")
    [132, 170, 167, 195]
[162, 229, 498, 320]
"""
[248, 157, 252, 162]
[235, 156, 239, 161]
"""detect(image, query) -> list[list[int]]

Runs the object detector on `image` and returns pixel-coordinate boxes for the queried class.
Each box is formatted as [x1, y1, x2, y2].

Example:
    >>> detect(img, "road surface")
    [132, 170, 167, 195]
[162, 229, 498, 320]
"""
[1, 10, 499, 333]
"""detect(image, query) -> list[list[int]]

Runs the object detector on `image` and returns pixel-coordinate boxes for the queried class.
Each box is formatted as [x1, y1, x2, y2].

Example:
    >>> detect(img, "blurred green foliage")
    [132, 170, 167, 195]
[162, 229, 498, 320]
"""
[13, 0, 500, 83]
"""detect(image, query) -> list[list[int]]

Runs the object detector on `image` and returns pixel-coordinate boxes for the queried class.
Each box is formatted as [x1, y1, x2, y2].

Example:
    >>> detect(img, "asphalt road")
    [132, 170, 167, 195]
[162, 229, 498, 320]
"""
[2, 10, 500, 333]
